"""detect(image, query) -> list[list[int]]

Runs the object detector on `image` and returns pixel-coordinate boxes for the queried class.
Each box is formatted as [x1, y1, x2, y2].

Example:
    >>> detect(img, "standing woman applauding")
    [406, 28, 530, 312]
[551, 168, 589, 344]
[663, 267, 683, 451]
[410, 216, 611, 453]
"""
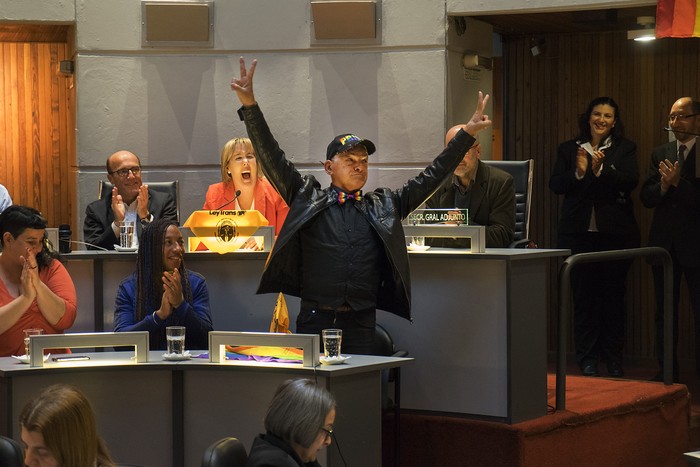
[549, 97, 640, 378]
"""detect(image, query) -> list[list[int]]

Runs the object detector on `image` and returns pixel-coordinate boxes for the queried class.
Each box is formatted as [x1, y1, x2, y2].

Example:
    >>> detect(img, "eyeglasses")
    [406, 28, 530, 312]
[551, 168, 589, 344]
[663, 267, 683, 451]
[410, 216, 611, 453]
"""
[232, 155, 256, 164]
[320, 427, 333, 441]
[109, 167, 141, 178]
[668, 113, 700, 122]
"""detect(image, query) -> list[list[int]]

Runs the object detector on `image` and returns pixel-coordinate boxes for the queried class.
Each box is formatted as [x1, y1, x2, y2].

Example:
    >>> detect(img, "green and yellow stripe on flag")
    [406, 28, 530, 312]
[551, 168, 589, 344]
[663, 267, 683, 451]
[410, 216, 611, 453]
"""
[657, 0, 700, 38]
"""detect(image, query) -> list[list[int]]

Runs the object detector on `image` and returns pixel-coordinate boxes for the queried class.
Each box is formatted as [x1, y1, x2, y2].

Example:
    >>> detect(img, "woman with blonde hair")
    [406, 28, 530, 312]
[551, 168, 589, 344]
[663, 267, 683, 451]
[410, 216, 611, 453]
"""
[203, 137, 289, 236]
[19, 384, 115, 467]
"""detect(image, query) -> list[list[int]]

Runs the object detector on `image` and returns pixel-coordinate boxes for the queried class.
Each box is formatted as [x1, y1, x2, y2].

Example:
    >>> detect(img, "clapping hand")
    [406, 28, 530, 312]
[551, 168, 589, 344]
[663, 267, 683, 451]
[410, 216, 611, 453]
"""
[19, 247, 38, 302]
[111, 186, 126, 224]
[659, 159, 681, 191]
[162, 268, 183, 309]
[575, 147, 588, 178]
[591, 150, 605, 175]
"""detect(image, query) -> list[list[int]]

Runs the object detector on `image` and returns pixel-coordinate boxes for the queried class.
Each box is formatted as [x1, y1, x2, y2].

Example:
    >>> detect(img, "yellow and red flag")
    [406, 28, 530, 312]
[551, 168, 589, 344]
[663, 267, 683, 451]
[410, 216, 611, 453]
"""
[656, 0, 700, 38]
[270, 292, 291, 334]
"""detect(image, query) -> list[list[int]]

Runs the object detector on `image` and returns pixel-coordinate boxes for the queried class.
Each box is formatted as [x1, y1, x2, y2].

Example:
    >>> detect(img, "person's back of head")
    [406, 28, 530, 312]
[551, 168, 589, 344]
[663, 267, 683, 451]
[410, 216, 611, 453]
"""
[19, 384, 114, 467]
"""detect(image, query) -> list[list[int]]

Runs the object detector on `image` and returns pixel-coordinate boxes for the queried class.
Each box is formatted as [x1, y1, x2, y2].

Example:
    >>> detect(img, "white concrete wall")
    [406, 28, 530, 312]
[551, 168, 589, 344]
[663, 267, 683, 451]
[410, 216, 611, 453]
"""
[447, 0, 655, 15]
[1, 0, 654, 237]
[0, 0, 74, 21]
[73, 0, 450, 236]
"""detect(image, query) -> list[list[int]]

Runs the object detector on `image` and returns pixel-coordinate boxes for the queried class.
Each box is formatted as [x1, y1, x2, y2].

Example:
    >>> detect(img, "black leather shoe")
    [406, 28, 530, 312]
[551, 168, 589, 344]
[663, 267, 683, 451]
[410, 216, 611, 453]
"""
[581, 362, 599, 377]
[607, 361, 624, 377]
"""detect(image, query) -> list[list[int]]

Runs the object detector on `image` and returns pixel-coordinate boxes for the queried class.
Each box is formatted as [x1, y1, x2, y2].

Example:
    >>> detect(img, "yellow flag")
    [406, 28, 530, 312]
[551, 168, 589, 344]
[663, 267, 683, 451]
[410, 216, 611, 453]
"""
[270, 292, 291, 334]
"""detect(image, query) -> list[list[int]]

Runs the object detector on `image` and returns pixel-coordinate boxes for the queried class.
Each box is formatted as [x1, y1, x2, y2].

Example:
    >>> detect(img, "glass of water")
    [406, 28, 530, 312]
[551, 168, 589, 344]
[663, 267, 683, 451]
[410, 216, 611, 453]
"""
[322, 329, 343, 358]
[166, 326, 186, 356]
[23, 328, 44, 357]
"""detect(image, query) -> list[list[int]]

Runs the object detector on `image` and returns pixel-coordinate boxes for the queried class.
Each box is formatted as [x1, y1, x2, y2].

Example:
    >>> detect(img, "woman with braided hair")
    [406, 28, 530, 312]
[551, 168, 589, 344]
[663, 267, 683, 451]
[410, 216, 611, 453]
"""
[114, 218, 212, 350]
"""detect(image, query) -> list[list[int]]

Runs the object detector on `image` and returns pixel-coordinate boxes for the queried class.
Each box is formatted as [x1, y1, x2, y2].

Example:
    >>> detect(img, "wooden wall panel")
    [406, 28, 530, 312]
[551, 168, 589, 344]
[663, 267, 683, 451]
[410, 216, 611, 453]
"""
[502, 32, 700, 362]
[0, 37, 75, 233]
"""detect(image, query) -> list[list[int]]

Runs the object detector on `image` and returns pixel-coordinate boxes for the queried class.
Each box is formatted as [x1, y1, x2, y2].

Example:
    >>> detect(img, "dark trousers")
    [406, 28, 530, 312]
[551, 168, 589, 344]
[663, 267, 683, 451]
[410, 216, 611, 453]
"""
[653, 248, 700, 375]
[559, 232, 637, 366]
[296, 304, 376, 355]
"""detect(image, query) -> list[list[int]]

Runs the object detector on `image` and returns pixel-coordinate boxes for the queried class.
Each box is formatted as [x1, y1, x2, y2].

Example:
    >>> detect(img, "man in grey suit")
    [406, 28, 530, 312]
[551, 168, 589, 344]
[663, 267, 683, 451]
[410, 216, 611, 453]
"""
[426, 126, 515, 248]
[641, 97, 700, 381]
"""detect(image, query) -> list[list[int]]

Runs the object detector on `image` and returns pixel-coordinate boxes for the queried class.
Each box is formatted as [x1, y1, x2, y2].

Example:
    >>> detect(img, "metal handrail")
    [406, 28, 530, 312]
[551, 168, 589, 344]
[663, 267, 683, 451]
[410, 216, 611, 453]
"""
[556, 247, 672, 411]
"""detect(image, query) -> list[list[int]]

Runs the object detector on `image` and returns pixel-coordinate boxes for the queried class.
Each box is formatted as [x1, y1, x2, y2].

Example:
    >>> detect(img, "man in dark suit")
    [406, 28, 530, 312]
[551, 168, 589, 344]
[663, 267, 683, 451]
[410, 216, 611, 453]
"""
[426, 126, 515, 248]
[83, 150, 178, 250]
[641, 96, 700, 381]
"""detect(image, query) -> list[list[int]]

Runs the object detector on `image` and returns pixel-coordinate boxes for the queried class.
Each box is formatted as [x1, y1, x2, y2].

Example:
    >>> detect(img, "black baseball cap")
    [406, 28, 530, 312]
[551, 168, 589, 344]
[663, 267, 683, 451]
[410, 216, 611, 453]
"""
[325, 134, 376, 160]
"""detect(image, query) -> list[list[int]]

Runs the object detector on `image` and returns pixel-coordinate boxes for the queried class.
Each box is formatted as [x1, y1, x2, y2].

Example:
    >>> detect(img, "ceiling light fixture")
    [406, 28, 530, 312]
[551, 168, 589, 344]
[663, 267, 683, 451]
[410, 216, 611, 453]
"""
[627, 16, 656, 42]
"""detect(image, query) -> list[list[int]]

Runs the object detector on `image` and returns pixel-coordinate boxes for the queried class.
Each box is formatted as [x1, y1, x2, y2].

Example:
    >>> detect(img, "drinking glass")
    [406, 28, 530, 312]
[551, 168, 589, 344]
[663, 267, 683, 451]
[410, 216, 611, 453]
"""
[166, 326, 186, 355]
[322, 329, 343, 358]
[119, 220, 135, 248]
[23, 328, 44, 357]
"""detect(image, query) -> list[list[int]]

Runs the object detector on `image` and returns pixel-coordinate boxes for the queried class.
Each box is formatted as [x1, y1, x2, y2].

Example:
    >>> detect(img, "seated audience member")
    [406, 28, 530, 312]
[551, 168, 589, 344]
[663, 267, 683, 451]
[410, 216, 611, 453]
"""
[426, 129, 515, 248]
[0, 206, 77, 357]
[203, 137, 289, 238]
[20, 384, 115, 467]
[83, 150, 178, 250]
[0, 183, 12, 213]
[247, 378, 336, 467]
[114, 218, 213, 350]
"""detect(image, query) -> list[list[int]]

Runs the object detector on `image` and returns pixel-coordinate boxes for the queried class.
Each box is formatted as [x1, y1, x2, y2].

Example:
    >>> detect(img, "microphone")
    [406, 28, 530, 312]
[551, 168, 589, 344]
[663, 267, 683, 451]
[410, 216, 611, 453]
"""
[663, 127, 700, 137]
[72, 240, 109, 251]
[214, 190, 242, 211]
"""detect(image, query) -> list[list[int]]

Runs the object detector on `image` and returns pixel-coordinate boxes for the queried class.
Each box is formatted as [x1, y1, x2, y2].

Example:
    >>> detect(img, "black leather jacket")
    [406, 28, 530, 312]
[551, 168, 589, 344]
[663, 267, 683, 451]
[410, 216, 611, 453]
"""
[239, 104, 475, 321]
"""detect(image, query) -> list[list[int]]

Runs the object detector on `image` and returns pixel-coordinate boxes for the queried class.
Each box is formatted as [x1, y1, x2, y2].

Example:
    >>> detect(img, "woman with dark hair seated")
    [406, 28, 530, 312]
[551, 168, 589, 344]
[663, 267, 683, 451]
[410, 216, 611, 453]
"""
[114, 218, 213, 350]
[247, 378, 336, 467]
[0, 206, 77, 357]
[20, 384, 115, 467]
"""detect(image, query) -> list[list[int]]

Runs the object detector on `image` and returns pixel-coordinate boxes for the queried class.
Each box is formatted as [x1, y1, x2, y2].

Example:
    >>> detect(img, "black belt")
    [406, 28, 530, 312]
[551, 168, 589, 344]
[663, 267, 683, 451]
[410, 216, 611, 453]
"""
[301, 300, 353, 313]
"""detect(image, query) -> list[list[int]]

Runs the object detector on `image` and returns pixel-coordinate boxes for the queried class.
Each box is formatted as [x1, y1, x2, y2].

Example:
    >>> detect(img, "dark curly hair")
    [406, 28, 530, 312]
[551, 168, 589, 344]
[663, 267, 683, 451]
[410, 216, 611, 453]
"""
[0, 205, 59, 270]
[577, 96, 625, 143]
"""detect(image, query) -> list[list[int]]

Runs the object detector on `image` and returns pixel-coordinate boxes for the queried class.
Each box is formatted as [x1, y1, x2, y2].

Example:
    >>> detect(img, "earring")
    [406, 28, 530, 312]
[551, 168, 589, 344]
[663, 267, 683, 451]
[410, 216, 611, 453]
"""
[227, 171, 231, 176]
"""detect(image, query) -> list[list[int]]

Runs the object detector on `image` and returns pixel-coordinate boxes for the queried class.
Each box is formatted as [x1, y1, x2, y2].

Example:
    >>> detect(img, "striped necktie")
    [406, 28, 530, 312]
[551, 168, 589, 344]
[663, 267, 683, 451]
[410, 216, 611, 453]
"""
[678, 144, 687, 167]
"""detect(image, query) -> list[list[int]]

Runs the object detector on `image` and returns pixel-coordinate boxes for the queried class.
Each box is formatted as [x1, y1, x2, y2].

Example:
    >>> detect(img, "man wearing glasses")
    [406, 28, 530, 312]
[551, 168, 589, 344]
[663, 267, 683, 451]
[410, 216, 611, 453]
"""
[83, 150, 178, 250]
[641, 97, 700, 381]
[425, 126, 515, 248]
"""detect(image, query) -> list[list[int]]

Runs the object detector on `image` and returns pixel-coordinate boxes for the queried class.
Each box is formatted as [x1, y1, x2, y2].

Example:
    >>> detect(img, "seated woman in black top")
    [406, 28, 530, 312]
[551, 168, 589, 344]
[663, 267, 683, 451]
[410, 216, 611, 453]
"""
[247, 378, 336, 467]
[114, 218, 213, 350]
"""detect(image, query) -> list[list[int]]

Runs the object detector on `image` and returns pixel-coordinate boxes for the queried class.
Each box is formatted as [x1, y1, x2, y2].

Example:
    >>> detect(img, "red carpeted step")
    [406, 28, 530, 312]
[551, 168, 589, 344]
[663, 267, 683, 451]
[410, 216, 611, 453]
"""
[388, 374, 690, 466]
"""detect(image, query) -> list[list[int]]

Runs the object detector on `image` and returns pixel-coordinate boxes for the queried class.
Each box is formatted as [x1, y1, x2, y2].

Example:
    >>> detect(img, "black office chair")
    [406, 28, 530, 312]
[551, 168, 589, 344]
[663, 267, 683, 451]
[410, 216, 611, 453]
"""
[201, 437, 248, 467]
[0, 435, 23, 467]
[482, 159, 535, 248]
[373, 323, 408, 467]
[98, 179, 180, 223]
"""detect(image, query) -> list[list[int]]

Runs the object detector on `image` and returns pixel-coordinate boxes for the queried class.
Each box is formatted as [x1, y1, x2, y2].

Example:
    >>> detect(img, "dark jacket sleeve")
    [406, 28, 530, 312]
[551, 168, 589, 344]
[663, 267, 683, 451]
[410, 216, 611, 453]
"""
[84, 198, 118, 250]
[239, 104, 307, 205]
[482, 170, 516, 247]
